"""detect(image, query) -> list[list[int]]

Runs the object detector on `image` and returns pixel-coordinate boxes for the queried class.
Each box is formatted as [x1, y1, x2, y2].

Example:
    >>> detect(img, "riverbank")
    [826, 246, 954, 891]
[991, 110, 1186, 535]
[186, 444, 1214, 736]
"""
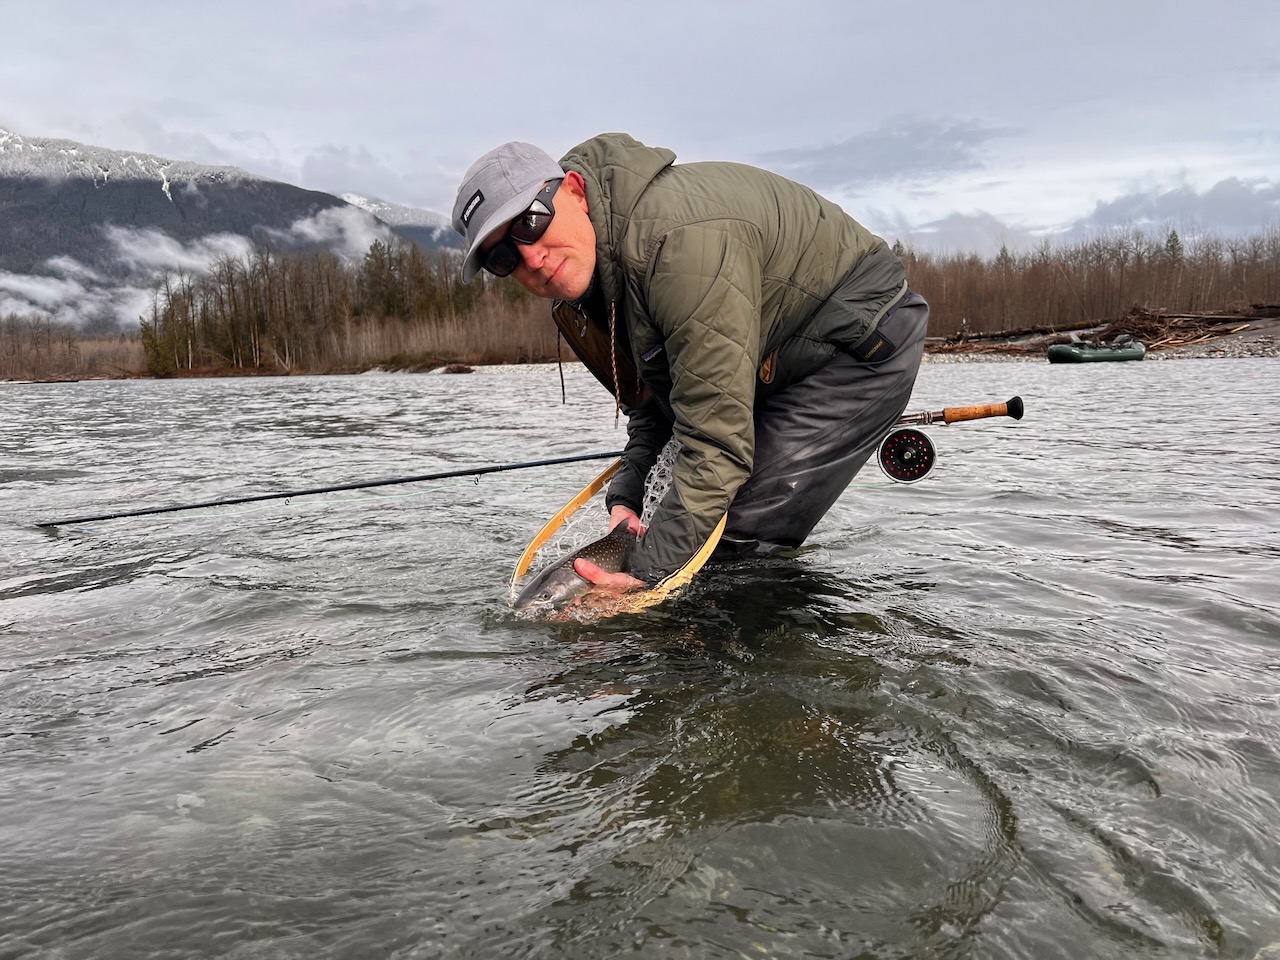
[923, 317, 1280, 363]
[5, 319, 1278, 383]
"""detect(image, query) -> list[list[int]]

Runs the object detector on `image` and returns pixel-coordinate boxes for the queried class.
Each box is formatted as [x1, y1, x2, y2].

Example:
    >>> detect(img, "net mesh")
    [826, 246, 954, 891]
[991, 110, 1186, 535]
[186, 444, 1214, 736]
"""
[640, 437, 680, 527]
[516, 438, 681, 585]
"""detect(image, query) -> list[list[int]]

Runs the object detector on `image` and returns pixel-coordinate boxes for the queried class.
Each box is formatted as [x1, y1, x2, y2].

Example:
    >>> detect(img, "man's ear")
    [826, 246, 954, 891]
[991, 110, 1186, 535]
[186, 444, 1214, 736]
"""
[562, 169, 589, 211]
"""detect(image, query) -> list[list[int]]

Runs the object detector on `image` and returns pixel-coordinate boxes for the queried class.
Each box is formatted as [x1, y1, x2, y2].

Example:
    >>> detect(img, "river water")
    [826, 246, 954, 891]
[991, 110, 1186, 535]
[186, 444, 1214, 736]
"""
[2, 358, 1278, 960]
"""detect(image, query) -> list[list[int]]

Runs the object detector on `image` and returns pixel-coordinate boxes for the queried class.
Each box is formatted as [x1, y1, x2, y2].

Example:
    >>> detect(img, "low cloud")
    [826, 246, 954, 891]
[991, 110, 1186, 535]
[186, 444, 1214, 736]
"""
[265, 205, 396, 262]
[105, 226, 256, 274]
[3, 205, 399, 329]
[0, 269, 92, 310]
[1, 257, 154, 330]
[43, 256, 104, 282]
[757, 118, 1017, 193]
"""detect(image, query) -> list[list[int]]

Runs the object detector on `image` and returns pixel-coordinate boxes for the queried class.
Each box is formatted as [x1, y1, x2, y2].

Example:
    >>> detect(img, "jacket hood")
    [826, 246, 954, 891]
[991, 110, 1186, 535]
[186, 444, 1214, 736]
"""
[558, 133, 676, 304]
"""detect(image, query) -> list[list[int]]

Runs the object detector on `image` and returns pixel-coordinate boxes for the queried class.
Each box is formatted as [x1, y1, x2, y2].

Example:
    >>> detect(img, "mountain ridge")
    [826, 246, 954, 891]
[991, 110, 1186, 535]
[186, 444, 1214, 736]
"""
[0, 126, 272, 190]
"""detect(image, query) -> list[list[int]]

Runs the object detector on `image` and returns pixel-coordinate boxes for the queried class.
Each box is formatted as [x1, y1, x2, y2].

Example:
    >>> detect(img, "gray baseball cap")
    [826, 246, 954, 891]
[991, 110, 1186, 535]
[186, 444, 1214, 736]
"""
[452, 141, 564, 282]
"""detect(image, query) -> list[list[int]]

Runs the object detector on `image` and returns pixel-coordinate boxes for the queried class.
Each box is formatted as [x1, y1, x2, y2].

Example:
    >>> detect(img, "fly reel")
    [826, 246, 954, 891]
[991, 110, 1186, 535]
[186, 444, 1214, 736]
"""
[877, 427, 936, 483]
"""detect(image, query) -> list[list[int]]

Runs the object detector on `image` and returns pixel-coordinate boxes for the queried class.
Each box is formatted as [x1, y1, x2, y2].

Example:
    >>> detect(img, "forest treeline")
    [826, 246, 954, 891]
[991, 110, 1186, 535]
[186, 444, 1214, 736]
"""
[896, 228, 1280, 335]
[3, 226, 1279, 381]
[133, 242, 557, 376]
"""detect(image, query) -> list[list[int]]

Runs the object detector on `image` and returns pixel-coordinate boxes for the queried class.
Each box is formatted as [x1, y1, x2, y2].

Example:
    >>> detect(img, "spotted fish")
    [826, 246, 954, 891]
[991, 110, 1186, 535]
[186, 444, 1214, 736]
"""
[512, 524, 639, 611]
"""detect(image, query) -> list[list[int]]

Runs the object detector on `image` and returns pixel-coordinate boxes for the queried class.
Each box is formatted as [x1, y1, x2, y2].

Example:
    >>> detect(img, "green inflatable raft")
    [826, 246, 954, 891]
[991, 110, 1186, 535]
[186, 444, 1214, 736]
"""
[1047, 334, 1146, 363]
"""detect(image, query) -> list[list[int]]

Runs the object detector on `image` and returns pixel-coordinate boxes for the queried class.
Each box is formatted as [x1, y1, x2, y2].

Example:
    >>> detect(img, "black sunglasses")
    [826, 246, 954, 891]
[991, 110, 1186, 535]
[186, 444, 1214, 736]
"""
[481, 179, 563, 277]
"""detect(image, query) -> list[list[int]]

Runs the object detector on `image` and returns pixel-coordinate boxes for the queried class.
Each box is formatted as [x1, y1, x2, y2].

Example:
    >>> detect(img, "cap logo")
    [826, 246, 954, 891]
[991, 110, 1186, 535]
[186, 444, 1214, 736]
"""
[461, 189, 484, 228]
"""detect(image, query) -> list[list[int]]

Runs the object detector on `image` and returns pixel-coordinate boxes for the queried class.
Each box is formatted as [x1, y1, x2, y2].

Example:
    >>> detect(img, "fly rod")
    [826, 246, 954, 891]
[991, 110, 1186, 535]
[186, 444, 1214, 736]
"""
[896, 395, 1023, 426]
[37, 451, 625, 528]
[37, 396, 1026, 528]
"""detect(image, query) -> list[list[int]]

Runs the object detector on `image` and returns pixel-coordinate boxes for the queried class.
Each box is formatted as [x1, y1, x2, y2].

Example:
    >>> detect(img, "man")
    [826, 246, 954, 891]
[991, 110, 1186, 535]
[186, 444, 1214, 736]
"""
[452, 134, 928, 598]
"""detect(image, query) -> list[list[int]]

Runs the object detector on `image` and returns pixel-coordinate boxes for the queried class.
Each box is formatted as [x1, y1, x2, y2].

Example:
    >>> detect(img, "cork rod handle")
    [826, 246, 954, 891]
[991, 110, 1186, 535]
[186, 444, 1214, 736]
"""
[942, 396, 1024, 424]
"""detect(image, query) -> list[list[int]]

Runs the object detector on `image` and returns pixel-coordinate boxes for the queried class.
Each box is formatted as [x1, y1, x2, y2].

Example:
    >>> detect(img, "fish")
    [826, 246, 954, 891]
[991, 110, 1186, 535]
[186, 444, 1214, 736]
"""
[512, 524, 640, 611]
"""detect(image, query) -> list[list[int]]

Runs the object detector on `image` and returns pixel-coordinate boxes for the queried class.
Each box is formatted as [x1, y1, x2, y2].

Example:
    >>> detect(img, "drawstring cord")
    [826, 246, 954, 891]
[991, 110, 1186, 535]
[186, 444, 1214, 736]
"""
[609, 301, 622, 426]
[556, 327, 566, 404]
[555, 294, 630, 425]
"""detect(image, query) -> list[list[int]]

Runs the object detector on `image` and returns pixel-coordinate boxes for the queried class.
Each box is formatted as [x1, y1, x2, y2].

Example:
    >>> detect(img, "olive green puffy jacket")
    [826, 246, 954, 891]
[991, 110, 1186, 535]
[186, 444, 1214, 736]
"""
[557, 133, 907, 581]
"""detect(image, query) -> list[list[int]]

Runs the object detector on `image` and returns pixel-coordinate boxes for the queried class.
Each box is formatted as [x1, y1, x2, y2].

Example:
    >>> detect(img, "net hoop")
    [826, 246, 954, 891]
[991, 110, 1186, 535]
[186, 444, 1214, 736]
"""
[509, 458, 725, 615]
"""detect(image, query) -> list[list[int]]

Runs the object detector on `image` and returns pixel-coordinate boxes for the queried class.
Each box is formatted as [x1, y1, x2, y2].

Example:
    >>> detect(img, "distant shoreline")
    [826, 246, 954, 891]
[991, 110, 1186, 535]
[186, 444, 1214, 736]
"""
[4, 321, 1277, 384]
[922, 317, 1280, 363]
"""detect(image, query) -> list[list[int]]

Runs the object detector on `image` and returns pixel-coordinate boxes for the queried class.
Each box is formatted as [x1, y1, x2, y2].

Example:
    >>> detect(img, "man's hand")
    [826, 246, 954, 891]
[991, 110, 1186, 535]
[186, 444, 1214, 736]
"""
[573, 558, 644, 595]
[571, 508, 646, 601]
[608, 505, 646, 536]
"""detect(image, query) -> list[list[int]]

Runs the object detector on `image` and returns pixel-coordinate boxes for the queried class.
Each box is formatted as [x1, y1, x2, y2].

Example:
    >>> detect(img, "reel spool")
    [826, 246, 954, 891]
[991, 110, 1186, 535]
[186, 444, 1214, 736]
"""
[877, 428, 936, 483]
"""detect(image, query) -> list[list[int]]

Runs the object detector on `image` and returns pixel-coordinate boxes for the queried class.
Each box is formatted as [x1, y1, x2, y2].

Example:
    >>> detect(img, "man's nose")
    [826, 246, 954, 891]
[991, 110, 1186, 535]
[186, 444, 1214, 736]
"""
[518, 242, 547, 270]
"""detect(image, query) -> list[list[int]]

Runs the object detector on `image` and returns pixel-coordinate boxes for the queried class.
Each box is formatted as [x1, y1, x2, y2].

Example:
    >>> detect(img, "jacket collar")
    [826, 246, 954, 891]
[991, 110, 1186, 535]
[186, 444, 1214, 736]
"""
[557, 133, 677, 307]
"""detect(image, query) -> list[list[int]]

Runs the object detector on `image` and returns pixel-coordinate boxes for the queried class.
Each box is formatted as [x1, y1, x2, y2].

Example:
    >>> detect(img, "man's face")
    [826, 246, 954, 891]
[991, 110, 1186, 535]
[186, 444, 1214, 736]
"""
[482, 171, 596, 300]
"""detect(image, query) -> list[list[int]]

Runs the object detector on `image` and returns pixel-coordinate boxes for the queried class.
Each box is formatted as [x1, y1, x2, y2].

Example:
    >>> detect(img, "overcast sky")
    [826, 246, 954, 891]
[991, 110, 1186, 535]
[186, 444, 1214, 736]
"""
[4, 0, 1279, 253]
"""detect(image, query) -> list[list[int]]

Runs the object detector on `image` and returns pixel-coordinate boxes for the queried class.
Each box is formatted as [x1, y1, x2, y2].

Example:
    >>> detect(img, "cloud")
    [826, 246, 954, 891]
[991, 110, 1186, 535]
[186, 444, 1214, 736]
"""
[756, 118, 1018, 193]
[264, 205, 396, 262]
[298, 143, 418, 206]
[43, 256, 104, 282]
[298, 143, 454, 212]
[0, 269, 90, 309]
[874, 211, 1044, 258]
[864, 177, 1280, 257]
[0, 257, 154, 329]
[104, 227, 256, 274]
[104, 113, 299, 185]
[1067, 177, 1280, 237]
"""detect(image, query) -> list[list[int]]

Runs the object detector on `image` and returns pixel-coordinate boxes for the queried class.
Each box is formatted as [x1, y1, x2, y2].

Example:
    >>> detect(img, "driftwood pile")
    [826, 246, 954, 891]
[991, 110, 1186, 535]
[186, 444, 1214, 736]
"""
[930, 304, 1279, 355]
[1091, 308, 1256, 350]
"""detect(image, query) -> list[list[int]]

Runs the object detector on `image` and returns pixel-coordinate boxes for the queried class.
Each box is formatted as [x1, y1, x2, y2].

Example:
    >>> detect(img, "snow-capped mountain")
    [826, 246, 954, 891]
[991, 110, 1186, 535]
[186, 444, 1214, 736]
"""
[0, 127, 453, 329]
[341, 192, 456, 250]
[0, 127, 270, 194]
[340, 192, 450, 229]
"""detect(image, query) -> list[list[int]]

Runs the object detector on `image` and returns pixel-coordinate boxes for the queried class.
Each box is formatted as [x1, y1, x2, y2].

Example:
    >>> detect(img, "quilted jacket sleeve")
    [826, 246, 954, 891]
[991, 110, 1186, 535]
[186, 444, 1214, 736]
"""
[625, 223, 763, 581]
